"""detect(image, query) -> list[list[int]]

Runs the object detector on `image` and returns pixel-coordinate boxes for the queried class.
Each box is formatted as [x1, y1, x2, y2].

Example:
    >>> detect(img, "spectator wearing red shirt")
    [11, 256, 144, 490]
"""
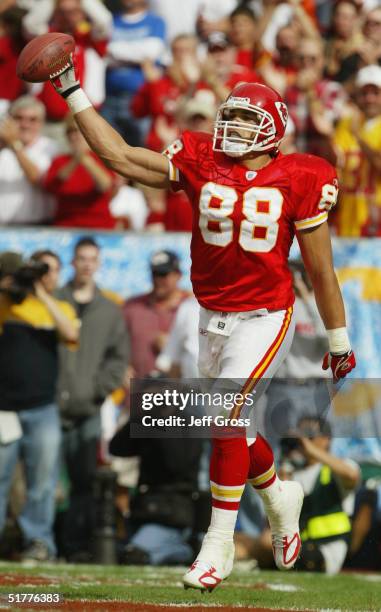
[0, 8, 26, 108]
[324, 0, 363, 82]
[285, 37, 346, 157]
[131, 33, 201, 152]
[133, 31, 260, 153]
[228, 5, 270, 72]
[260, 26, 299, 96]
[124, 251, 189, 379]
[44, 115, 115, 229]
[23, 0, 111, 122]
[201, 31, 263, 104]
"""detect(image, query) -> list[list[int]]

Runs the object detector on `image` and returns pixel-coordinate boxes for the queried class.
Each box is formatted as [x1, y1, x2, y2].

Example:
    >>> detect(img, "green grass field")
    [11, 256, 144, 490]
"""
[0, 562, 381, 611]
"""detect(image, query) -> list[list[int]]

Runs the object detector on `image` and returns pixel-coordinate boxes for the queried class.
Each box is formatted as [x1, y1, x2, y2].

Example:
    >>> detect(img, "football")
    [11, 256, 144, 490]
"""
[16, 32, 75, 83]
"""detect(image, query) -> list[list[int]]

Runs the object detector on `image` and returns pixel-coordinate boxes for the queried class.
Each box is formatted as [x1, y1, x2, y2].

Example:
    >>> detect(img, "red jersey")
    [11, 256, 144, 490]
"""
[165, 190, 192, 231]
[164, 131, 337, 312]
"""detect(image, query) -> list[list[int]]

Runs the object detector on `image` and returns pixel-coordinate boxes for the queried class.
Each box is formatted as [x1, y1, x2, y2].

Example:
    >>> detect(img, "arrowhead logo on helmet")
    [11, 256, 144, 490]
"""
[213, 83, 288, 158]
[275, 101, 288, 127]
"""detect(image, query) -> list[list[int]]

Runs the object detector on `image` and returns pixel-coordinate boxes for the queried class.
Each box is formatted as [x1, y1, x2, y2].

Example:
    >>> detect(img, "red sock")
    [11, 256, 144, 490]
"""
[210, 436, 249, 511]
[248, 433, 276, 490]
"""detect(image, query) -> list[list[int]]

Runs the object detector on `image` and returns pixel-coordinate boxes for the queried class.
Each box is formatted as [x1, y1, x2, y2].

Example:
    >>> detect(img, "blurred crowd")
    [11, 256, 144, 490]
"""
[1, 0, 381, 235]
[0, 240, 194, 563]
[1, 0, 381, 575]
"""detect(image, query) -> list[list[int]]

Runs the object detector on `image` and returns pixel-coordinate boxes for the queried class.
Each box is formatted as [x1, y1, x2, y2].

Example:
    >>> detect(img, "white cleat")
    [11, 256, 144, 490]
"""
[265, 480, 304, 571]
[183, 534, 234, 592]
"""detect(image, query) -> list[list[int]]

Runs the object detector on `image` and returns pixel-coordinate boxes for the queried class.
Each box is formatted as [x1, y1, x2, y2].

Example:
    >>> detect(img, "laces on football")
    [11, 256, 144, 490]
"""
[49, 62, 72, 79]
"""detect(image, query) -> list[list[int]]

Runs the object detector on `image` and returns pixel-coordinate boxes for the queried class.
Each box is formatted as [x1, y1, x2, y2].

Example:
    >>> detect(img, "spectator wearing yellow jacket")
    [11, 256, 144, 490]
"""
[332, 65, 381, 236]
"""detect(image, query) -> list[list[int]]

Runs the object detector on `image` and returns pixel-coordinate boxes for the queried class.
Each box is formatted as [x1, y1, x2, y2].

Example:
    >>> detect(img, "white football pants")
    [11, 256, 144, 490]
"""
[197, 306, 295, 441]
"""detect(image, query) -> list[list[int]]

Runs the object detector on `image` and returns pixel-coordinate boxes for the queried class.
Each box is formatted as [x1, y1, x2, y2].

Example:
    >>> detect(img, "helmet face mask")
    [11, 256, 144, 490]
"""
[212, 83, 288, 158]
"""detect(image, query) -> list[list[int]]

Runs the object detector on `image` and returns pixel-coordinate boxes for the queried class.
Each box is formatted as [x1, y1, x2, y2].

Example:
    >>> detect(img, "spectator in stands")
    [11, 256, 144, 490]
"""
[176, 90, 216, 135]
[237, 416, 359, 574]
[102, 0, 166, 147]
[257, 0, 319, 55]
[44, 114, 115, 229]
[333, 6, 381, 83]
[331, 65, 381, 236]
[284, 417, 360, 574]
[201, 31, 262, 104]
[324, 0, 363, 82]
[0, 1, 44, 13]
[259, 25, 299, 96]
[315, 0, 335, 31]
[346, 479, 381, 570]
[228, 5, 269, 72]
[30, 249, 62, 296]
[23, 0, 111, 124]
[156, 295, 200, 379]
[0, 96, 57, 225]
[109, 379, 203, 565]
[196, 0, 238, 41]
[131, 33, 201, 152]
[285, 37, 346, 156]
[57, 236, 128, 562]
[123, 250, 188, 379]
[149, 0, 237, 43]
[0, 250, 79, 562]
[109, 176, 148, 230]
[330, 386, 381, 570]
[0, 7, 26, 111]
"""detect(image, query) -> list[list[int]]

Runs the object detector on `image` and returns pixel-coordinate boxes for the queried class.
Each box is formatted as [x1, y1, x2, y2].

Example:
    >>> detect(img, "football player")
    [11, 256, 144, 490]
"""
[49, 61, 356, 590]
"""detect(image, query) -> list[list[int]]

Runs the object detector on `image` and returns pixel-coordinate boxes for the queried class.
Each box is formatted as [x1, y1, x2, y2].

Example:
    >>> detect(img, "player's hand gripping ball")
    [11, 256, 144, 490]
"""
[16, 32, 75, 83]
[322, 350, 356, 382]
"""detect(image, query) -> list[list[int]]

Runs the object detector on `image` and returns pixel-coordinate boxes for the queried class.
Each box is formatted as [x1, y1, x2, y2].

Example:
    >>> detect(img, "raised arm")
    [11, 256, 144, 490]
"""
[50, 58, 170, 189]
[298, 436, 360, 489]
[74, 107, 170, 187]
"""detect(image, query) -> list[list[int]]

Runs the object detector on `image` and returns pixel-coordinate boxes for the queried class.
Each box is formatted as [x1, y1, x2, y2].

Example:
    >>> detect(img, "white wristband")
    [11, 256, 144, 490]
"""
[327, 327, 351, 355]
[66, 89, 92, 115]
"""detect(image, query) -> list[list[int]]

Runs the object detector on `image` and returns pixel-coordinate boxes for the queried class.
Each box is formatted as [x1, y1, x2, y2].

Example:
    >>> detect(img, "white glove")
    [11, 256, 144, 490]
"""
[50, 54, 80, 99]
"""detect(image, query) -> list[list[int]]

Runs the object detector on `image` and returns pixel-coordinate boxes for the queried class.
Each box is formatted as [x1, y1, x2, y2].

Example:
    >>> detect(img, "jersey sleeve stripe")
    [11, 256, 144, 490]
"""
[167, 160, 180, 183]
[294, 211, 328, 230]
